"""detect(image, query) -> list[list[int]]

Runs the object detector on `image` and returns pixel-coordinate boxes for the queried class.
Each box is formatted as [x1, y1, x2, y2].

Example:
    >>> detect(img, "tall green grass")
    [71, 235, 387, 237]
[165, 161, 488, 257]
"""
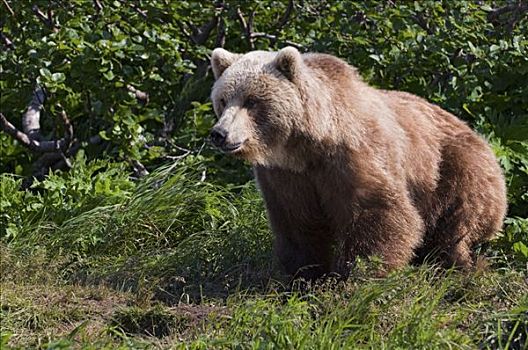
[2, 157, 272, 299]
[1, 157, 527, 349]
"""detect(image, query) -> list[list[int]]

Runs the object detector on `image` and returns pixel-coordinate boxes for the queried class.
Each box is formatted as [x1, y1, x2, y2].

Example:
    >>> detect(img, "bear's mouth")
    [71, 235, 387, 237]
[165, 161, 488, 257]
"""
[222, 141, 244, 154]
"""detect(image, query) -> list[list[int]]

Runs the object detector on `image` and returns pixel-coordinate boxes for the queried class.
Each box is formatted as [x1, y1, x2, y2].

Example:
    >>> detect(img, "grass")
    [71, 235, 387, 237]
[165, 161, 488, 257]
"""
[1, 161, 527, 349]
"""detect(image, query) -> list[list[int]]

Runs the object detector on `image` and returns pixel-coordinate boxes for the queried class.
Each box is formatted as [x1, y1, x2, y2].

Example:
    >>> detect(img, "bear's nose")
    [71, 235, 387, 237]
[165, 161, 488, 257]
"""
[210, 127, 227, 147]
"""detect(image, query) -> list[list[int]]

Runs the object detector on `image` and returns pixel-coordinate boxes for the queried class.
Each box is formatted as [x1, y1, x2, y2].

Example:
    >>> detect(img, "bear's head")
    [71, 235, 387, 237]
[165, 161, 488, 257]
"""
[209, 47, 307, 169]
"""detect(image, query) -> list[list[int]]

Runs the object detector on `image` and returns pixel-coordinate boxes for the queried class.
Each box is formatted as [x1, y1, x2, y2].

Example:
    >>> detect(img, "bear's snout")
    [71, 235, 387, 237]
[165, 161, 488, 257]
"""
[210, 127, 227, 148]
[210, 126, 244, 153]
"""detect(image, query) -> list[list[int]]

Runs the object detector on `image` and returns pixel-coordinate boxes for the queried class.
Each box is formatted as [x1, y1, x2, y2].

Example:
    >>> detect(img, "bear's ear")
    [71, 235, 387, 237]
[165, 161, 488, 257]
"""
[211, 48, 240, 79]
[273, 46, 302, 81]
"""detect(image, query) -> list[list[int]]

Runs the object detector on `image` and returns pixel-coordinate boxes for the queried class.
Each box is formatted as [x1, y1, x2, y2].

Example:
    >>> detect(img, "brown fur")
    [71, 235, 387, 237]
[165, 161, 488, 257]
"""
[210, 47, 507, 279]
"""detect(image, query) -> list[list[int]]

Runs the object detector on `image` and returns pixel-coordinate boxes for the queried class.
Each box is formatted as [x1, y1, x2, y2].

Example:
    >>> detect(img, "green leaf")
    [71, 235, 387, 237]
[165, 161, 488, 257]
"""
[103, 71, 115, 80]
[39, 68, 52, 79]
[51, 72, 66, 82]
[513, 241, 528, 258]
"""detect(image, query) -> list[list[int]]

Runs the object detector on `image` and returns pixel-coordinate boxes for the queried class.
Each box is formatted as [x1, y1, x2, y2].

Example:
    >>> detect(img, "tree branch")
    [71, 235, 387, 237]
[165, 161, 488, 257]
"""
[32, 5, 57, 31]
[238, 1, 300, 50]
[214, 17, 226, 48]
[1, 112, 35, 149]
[130, 159, 149, 178]
[56, 104, 73, 150]
[193, 17, 219, 45]
[118, 0, 147, 19]
[276, 0, 294, 32]
[410, 13, 433, 35]
[22, 85, 46, 140]
[2, 0, 14, 17]
[31, 128, 105, 178]
[1, 112, 70, 153]
[236, 8, 254, 49]
[0, 86, 73, 154]
[488, 2, 528, 21]
[93, 0, 103, 14]
[175, 20, 193, 42]
[176, 16, 219, 46]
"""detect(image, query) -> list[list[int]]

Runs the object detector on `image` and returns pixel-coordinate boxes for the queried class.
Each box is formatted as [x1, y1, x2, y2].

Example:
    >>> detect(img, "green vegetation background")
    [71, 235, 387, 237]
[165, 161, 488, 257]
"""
[0, 1, 527, 348]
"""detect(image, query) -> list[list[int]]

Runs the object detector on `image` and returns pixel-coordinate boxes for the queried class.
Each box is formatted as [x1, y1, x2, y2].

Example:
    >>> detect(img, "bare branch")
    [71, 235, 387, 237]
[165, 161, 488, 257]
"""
[93, 0, 103, 13]
[32, 5, 50, 26]
[276, 0, 294, 31]
[214, 17, 226, 48]
[22, 86, 46, 140]
[175, 20, 193, 42]
[33, 127, 104, 175]
[1, 82, 111, 180]
[0, 88, 74, 154]
[46, 7, 54, 25]
[237, 8, 254, 49]
[176, 16, 218, 46]
[1, 112, 69, 152]
[35, 152, 62, 168]
[248, 10, 255, 36]
[172, 144, 192, 153]
[192, 17, 219, 45]
[162, 153, 190, 161]
[127, 84, 149, 105]
[57, 152, 73, 170]
[488, 2, 528, 21]
[32, 149, 72, 176]
[131, 4, 147, 19]
[32, 152, 63, 176]
[2, 0, 14, 16]
[184, 19, 198, 36]
[29, 130, 106, 182]
[130, 159, 149, 178]
[410, 13, 433, 35]
[1, 112, 35, 149]
[32, 4, 57, 31]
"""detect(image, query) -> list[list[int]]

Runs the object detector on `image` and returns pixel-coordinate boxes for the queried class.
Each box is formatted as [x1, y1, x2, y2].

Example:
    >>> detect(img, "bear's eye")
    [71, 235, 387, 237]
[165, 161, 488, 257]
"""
[219, 98, 226, 109]
[245, 97, 257, 109]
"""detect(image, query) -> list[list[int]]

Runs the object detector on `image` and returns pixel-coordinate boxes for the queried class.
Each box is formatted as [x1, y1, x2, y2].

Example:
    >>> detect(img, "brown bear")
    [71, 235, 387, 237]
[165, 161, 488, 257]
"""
[209, 47, 507, 279]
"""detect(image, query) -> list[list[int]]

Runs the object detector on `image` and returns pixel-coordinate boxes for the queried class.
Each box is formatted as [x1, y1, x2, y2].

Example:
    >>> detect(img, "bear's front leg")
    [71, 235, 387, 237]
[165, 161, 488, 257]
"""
[273, 229, 334, 280]
[255, 167, 335, 280]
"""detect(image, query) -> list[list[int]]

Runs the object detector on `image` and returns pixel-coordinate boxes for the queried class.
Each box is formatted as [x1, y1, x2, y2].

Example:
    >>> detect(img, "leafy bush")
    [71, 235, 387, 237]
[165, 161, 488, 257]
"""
[1, 152, 134, 241]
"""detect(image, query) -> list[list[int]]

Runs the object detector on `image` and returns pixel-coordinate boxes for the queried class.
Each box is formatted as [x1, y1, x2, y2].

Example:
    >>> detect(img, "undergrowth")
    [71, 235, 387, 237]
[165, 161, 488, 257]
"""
[1, 156, 527, 349]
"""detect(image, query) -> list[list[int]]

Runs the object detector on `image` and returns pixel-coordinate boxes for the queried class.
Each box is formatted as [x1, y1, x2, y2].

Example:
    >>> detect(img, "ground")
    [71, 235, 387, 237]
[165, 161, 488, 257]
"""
[1, 232, 527, 349]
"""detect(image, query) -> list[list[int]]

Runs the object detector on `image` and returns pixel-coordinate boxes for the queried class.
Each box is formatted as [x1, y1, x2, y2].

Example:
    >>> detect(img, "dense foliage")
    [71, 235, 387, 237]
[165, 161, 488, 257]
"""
[1, 0, 527, 259]
[0, 1, 527, 348]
